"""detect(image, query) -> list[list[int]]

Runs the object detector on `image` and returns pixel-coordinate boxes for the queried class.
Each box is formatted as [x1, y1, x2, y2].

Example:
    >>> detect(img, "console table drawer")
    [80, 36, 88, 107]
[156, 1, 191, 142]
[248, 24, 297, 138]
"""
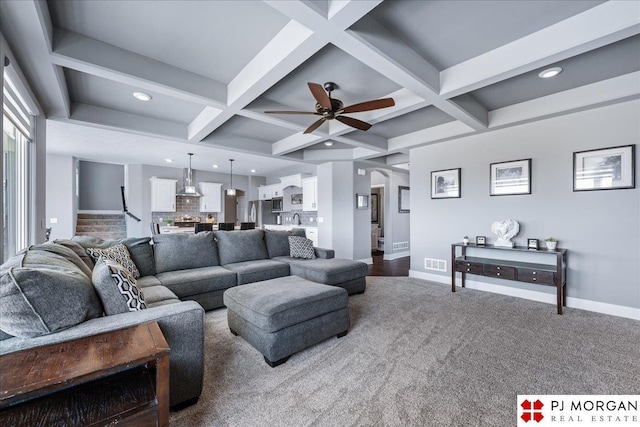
[455, 260, 484, 274]
[484, 264, 516, 280]
[517, 268, 555, 285]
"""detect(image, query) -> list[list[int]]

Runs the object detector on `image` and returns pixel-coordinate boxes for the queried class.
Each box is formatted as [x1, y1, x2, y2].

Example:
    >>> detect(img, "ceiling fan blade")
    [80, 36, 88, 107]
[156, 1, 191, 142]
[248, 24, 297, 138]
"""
[264, 110, 320, 115]
[308, 82, 331, 110]
[336, 115, 372, 131]
[340, 98, 395, 114]
[303, 117, 326, 134]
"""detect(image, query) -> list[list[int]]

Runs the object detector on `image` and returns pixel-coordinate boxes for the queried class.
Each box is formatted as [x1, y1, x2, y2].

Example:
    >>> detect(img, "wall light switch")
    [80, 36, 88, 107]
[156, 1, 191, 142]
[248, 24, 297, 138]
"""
[50, 218, 58, 224]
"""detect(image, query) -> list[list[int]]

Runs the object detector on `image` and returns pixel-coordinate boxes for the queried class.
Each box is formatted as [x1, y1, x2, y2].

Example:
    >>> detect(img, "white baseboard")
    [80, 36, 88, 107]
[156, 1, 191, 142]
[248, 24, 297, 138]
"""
[78, 210, 122, 215]
[408, 270, 640, 321]
[358, 257, 373, 265]
[383, 251, 410, 260]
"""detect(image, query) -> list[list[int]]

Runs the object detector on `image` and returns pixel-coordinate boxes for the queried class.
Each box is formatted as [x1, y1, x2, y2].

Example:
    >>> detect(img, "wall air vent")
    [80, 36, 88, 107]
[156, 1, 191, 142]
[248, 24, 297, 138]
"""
[424, 258, 447, 272]
[393, 241, 409, 250]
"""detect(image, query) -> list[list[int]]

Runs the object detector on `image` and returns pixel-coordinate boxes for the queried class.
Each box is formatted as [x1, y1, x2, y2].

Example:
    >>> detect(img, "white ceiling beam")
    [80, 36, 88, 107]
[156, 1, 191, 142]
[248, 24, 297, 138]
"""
[303, 148, 354, 161]
[51, 29, 227, 109]
[188, 107, 224, 141]
[351, 146, 385, 160]
[338, 16, 488, 130]
[66, 103, 187, 140]
[440, 1, 640, 98]
[238, 109, 310, 132]
[388, 121, 476, 152]
[200, 136, 277, 156]
[386, 153, 410, 166]
[333, 134, 387, 152]
[489, 71, 640, 129]
[272, 132, 326, 156]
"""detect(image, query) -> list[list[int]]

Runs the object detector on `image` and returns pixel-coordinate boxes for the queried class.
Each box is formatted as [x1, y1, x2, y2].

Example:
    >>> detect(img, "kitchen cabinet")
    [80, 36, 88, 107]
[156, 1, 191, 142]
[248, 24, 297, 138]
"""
[258, 185, 272, 201]
[305, 227, 318, 247]
[302, 177, 317, 211]
[198, 182, 222, 212]
[150, 177, 177, 212]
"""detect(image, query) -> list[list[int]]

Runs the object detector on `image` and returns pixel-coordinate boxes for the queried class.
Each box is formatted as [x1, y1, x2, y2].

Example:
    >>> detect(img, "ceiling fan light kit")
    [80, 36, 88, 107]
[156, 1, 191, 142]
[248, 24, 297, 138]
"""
[265, 82, 395, 134]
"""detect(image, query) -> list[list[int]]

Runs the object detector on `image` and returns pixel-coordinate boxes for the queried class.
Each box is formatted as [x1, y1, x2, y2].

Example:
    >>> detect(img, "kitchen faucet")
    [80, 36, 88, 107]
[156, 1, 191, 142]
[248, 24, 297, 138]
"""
[292, 213, 301, 225]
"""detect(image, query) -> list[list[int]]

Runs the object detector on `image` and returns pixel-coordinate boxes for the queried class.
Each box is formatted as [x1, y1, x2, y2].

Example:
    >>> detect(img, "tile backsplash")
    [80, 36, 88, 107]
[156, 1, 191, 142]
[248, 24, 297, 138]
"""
[152, 196, 218, 224]
[274, 210, 317, 226]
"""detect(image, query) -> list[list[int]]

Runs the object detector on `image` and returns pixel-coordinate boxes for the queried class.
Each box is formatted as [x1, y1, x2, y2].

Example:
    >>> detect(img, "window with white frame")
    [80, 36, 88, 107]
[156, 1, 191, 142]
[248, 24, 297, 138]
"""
[3, 70, 33, 262]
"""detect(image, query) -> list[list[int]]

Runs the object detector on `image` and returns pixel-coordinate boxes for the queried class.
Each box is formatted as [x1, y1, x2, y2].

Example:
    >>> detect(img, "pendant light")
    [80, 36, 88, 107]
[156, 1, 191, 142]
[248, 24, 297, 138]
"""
[226, 159, 236, 196]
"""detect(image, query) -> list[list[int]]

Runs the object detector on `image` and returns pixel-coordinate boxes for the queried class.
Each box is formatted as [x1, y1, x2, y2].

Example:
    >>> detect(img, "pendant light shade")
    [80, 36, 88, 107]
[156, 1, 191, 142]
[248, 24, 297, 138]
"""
[177, 153, 202, 197]
[226, 159, 236, 196]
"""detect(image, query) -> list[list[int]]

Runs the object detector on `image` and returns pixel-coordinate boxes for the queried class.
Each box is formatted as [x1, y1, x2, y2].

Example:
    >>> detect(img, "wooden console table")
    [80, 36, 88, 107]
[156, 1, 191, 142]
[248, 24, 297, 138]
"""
[0, 322, 170, 426]
[451, 243, 567, 314]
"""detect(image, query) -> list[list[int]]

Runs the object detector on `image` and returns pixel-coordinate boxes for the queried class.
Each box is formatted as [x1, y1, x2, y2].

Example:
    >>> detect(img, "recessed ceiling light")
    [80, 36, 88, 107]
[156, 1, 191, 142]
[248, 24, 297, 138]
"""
[133, 92, 152, 101]
[213, 165, 219, 168]
[324, 141, 334, 146]
[165, 158, 173, 163]
[251, 169, 256, 173]
[538, 67, 562, 79]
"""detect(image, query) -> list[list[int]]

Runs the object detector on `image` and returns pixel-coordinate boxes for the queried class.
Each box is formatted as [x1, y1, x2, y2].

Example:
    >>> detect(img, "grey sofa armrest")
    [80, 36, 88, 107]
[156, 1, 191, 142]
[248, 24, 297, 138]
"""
[0, 301, 204, 408]
[314, 247, 335, 259]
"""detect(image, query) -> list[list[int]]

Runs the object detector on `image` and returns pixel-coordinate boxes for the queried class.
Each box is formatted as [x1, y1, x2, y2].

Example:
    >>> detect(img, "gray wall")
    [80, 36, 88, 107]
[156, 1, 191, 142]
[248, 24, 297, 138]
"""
[410, 100, 640, 309]
[46, 154, 75, 240]
[78, 160, 124, 210]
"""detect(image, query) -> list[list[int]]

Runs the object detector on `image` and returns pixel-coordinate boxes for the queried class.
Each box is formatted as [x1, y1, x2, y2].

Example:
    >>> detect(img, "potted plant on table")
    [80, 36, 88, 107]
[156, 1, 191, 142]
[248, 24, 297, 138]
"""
[463, 235, 469, 245]
[545, 237, 558, 251]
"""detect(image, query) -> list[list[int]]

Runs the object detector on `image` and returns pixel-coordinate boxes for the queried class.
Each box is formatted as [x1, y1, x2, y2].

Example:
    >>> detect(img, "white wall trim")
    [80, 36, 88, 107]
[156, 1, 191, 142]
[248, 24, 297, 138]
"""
[408, 270, 640, 321]
[358, 257, 373, 265]
[383, 250, 410, 260]
[78, 210, 122, 215]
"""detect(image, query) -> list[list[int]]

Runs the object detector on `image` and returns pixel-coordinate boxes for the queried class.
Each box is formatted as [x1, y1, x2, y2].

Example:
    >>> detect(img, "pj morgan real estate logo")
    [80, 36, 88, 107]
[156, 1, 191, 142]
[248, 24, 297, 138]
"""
[517, 395, 639, 426]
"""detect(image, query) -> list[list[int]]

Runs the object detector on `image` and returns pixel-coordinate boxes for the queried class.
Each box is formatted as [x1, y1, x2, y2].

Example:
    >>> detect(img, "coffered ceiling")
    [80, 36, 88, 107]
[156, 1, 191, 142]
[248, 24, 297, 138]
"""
[1, 0, 639, 176]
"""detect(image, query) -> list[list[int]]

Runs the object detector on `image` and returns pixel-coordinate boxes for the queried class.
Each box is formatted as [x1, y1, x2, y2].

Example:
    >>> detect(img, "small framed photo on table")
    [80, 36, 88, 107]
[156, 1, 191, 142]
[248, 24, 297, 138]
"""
[527, 238, 538, 250]
[476, 236, 486, 246]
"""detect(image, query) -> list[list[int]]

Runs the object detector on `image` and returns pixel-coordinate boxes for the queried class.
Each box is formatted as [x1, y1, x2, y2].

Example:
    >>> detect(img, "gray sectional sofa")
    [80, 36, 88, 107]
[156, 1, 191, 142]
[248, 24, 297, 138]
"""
[0, 228, 367, 408]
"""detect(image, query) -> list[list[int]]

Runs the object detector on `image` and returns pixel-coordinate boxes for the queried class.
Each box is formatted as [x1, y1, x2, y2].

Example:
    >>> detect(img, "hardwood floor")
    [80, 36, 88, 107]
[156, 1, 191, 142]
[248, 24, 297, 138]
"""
[367, 254, 410, 276]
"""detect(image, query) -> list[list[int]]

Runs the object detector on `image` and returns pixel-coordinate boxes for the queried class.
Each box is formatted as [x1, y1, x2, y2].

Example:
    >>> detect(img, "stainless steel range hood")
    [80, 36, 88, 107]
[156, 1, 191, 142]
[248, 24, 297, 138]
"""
[177, 153, 202, 197]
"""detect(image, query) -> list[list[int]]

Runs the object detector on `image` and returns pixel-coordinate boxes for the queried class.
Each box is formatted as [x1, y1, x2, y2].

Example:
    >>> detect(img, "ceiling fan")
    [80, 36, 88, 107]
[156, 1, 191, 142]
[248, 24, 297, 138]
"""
[265, 82, 395, 134]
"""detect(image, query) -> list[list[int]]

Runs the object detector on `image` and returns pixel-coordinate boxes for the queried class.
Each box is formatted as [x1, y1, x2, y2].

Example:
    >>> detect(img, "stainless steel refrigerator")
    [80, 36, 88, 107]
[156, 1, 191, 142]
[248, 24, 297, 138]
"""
[248, 200, 277, 228]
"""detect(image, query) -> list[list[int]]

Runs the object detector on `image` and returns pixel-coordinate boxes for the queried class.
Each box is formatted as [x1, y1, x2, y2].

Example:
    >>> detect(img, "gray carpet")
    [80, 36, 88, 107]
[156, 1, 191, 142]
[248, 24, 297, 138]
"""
[170, 277, 640, 426]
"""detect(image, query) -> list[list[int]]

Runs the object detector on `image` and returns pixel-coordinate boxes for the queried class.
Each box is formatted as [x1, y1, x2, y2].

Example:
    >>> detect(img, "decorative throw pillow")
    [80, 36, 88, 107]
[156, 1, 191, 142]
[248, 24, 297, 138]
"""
[288, 236, 316, 259]
[92, 258, 147, 315]
[86, 243, 140, 278]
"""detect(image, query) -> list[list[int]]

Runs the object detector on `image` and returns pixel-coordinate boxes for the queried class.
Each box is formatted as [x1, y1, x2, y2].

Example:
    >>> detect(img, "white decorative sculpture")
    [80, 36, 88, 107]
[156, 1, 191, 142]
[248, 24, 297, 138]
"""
[491, 219, 520, 247]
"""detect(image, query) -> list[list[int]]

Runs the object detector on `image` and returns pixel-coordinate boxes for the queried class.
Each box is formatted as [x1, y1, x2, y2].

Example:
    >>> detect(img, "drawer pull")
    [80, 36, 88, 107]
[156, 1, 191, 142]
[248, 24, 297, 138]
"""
[497, 267, 501, 270]
[533, 271, 537, 275]
[466, 269, 470, 272]
[467, 263, 470, 266]
[533, 278, 537, 281]
[497, 273, 501, 276]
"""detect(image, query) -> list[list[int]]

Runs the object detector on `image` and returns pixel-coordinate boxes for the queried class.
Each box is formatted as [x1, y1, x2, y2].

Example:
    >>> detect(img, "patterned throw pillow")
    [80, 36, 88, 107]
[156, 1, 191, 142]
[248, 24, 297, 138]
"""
[92, 258, 147, 315]
[288, 236, 316, 259]
[86, 243, 140, 278]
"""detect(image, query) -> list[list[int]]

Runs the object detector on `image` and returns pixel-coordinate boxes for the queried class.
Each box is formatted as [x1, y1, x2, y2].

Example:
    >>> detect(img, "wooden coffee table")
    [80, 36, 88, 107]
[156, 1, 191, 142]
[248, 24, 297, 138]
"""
[0, 322, 170, 426]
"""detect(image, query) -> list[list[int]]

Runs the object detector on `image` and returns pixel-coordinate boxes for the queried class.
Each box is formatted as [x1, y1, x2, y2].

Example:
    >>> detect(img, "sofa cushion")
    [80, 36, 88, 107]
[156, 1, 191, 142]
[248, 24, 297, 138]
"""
[263, 228, 306, 258]
[92, 258, 147, 315]
[288, 236, 316, 259]
[272, 257, 368, 285]
[140, 285, 179, 305]
[0, 254, 103, 338]
[153, 232, 220, 273]
[137, 275, 162, 288]
[215, 230, 269, 265]
[22, 243, 93, 278]
[156, 266, 237, 298]
[222, 259, 290, 285]
[86, 244, 141, 278]
[54, 239, 95, 270]
[71, 236, 156, 277]
[223, 276, 348, 332]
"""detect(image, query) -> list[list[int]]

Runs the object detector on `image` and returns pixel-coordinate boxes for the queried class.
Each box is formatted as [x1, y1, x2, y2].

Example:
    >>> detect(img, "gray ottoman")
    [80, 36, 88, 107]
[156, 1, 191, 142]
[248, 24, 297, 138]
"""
[223, 276, 350, 367]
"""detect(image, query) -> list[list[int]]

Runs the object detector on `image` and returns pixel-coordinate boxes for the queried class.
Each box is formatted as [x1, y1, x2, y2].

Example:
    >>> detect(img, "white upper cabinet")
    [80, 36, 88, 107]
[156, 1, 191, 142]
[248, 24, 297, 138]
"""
[198, 182, 222, 212]
[150, 177, 177, 212]
[258, 185, 272, 200]
[302, 176, 317, 211]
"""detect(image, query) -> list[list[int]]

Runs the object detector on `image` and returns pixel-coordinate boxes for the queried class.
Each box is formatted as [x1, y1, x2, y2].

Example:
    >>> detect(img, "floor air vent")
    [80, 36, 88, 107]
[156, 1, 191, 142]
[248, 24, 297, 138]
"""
[393, 241, 409, 250]
[424, 258, 447, 272]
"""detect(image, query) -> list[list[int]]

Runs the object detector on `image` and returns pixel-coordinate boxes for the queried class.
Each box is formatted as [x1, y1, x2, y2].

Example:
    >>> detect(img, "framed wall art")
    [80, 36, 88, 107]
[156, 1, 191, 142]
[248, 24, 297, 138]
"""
[356, 193, 369, 210]
[573, 145, 635, 191]
[490, 158, 531, 196]
[399, 186, 410, 212]
[430, 168, 460, 199]
[371, 193, 379, 222]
